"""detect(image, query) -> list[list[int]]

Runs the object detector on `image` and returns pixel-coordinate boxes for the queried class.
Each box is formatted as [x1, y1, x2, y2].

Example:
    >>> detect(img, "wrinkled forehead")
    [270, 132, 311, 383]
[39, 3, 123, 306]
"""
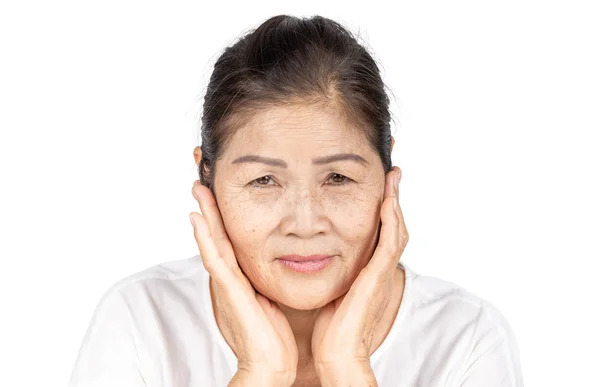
[225, 103, 370, 156]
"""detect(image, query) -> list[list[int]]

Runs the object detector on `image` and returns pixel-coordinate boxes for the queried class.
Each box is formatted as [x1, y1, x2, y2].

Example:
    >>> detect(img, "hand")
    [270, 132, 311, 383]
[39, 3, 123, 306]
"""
[189, 181, 298, 385]
[311, 166, 409, 379]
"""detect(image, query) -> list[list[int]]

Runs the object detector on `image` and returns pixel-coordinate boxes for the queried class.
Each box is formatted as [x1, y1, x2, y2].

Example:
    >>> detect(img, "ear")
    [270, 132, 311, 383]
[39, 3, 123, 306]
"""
[390, 136, 395, 154]
[193, 146, 202, 167]
[194, 146, 212, 182]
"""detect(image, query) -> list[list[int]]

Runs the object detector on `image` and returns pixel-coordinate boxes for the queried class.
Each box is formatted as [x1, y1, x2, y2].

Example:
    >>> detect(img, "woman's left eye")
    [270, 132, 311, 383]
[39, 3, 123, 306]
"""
[326, 173, 351, 185]
[251, 175, 276, 188]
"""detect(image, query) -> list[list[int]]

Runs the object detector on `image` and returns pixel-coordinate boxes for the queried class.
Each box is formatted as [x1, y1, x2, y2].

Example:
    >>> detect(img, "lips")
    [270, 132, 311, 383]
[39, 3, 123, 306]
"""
[277, 254, 332, 262]
[277, 255, 334, 273]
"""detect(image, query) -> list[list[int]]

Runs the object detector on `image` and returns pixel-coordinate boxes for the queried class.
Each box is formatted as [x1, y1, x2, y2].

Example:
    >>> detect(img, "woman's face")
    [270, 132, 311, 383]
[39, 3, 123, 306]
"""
[211, 103, 388, 310]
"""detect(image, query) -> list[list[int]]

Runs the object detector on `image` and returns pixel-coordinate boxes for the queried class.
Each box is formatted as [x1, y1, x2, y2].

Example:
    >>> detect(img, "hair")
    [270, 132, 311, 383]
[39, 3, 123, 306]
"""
[197, 14, 395, 194]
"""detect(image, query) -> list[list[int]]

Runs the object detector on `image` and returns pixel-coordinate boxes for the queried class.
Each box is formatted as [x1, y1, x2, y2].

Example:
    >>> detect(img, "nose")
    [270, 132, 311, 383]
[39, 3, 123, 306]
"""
[278, 188, 331, 238]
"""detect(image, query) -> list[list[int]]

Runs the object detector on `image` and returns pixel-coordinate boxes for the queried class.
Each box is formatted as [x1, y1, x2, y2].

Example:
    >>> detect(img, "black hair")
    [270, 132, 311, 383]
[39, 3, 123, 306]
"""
[198, 14, 394, 193]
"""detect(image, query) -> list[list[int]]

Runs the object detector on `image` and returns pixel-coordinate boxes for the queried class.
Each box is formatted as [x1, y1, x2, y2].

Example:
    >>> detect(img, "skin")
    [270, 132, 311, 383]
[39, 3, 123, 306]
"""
[192, 102, 408, 386]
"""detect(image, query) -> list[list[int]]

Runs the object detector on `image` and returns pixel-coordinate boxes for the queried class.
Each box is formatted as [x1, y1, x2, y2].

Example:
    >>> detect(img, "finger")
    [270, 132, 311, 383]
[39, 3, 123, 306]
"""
[191, 181, 238, 269]
[394, 169, 409, 252]
[190, 211, 234, 282]
[368, 168, 407, 276]
[383, 166, 399, 201]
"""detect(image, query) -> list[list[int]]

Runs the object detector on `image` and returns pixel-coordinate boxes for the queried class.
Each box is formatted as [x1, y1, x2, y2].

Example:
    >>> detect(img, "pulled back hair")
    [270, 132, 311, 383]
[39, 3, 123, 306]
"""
[198, 14, 394, 194]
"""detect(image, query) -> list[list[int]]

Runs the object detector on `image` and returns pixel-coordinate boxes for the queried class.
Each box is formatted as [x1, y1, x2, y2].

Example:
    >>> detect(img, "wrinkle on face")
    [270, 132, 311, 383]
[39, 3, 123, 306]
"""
[212, 102, 385, 310]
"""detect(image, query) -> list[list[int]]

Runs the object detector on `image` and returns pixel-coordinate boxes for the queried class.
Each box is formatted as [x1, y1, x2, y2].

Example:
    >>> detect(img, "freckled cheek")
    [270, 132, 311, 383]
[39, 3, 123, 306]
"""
[222, 201, 276, 239]
[333, 205, 378, 243]
[223, 194, 379, 240]
[219, 205, 268, 271]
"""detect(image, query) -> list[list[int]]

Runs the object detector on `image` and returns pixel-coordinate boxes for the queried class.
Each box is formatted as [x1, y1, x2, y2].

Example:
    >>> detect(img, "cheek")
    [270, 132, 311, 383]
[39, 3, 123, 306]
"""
[332, 197, 381, 244]
[220, 190, 381, 246]
[225, 197, 276, 233]
[218, 198, 276, 262]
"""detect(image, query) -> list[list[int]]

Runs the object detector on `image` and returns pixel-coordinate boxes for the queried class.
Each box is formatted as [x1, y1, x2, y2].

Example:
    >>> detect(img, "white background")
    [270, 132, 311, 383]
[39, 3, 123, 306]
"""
[1, 0, 598, 386]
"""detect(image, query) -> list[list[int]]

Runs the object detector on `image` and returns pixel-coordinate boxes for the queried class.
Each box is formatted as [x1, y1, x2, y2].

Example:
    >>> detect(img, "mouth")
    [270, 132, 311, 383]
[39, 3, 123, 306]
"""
[277, 255, 334, 273]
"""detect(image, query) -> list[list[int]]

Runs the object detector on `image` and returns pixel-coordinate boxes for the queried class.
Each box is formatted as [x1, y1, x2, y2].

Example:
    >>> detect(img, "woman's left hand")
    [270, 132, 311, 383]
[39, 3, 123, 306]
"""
[311, 166, 409, 384]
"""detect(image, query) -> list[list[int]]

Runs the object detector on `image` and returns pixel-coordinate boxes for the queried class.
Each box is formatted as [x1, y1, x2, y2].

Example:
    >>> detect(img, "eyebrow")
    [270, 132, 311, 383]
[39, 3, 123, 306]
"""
[231, 153, 369, 168]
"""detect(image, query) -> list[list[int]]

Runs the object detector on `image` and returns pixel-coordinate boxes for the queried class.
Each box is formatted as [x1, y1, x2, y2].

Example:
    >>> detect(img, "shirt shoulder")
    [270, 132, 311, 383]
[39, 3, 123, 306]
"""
[100, 254, 212, 329]
[69, 255, 218, 387]
[108, 254, 206, 291]
[406, 266, 506, 324]
[400, 264, 524, 386]
[95, 254, 208, 306]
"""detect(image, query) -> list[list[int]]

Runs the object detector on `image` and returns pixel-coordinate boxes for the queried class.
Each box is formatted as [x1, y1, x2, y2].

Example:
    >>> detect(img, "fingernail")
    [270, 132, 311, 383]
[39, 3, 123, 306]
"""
[189, 213, 195, 227]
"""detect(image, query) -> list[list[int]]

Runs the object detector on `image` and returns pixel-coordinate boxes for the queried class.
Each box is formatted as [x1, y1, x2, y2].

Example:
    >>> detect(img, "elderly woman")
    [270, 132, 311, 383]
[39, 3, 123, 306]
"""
[69, 15, 523, 387]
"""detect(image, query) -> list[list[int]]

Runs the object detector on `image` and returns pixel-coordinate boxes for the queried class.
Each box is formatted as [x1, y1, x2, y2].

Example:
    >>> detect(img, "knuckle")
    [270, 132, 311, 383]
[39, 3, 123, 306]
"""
[399, 231, 409, 246]
[373, 270, 388, 284]
[214, 230, 228, 243]
[201, 259, 215, 273]
[382, 241, 400, 257]
[192, 224, 201, 239]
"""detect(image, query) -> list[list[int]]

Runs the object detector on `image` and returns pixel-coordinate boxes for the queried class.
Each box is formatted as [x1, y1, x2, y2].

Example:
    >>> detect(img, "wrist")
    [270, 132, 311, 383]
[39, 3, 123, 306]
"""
[228, 368, 296, 387]
[316, 360, 377, 387]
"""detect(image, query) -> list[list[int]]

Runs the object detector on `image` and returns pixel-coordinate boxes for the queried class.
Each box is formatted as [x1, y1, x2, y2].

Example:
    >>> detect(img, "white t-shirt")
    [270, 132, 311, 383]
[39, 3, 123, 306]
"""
[69, 255, 524, 387]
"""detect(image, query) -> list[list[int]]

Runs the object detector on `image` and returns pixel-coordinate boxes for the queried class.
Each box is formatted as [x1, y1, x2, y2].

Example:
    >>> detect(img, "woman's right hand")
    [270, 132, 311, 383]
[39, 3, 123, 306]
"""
[189, 180, 298, 386]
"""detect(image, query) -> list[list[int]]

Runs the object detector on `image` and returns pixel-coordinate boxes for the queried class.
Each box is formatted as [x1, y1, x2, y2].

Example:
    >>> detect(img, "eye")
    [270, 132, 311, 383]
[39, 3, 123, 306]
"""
[251, 175, 276, 188]
[326, 173, 352, 186]
[250, 173, 352, 189]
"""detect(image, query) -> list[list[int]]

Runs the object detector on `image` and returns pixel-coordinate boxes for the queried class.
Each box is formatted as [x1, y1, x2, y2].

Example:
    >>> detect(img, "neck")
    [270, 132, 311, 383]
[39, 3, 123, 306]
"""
[276, 303, 321, 363]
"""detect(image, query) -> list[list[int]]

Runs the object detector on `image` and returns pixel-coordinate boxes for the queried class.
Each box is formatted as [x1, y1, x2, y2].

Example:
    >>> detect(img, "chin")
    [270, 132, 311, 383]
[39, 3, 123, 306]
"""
[279, 297, 331, 311]
[271, 280, 345, 311]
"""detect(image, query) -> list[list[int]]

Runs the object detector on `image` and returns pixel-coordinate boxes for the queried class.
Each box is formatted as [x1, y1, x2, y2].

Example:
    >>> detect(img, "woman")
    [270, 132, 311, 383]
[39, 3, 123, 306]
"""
[69, 15, 523, 387]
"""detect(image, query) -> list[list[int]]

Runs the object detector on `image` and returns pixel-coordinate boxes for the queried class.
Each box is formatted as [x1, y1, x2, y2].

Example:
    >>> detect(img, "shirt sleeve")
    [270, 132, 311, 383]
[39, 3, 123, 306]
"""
[68, 286, 146, 387]
[458, 301, 524, 387]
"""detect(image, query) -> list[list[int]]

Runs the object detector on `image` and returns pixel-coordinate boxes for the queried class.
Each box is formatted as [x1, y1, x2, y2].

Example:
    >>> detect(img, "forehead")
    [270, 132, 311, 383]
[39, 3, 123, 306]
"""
[226, 103, 369, 153]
